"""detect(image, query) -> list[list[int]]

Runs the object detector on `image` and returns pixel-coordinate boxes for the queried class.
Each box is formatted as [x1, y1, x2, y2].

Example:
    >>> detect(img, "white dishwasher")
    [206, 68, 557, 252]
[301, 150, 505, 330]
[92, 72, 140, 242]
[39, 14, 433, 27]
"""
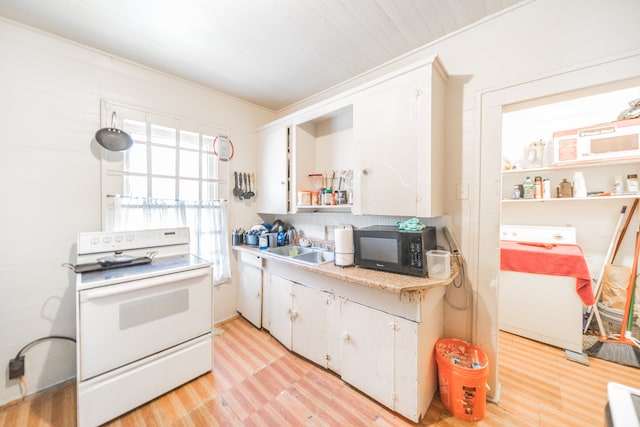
[499, 225, 585, 353]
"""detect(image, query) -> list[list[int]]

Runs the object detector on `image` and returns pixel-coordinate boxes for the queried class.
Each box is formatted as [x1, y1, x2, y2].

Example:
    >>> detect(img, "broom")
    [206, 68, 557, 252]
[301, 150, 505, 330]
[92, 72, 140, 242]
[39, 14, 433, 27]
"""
[586, 224, 640, 367]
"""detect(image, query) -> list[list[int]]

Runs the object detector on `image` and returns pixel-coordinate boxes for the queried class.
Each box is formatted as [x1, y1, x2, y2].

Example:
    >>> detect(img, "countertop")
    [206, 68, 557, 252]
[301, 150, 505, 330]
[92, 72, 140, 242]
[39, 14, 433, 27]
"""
[233, 244, 457, 299]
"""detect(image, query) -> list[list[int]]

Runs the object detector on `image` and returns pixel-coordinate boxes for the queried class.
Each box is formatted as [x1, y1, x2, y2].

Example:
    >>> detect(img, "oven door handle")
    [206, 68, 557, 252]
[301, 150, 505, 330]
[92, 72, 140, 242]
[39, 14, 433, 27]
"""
[80, 268, 210, 301]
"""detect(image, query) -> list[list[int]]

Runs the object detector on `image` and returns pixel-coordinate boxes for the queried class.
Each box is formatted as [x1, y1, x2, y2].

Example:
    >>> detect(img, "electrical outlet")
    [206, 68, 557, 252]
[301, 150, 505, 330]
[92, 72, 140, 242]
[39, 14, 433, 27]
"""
[9, 356, 24, 379]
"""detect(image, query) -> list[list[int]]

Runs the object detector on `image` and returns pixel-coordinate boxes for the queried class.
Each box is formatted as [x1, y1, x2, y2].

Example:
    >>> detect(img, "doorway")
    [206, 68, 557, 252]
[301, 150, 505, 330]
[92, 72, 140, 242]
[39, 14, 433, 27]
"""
[478, 52, 640, 400]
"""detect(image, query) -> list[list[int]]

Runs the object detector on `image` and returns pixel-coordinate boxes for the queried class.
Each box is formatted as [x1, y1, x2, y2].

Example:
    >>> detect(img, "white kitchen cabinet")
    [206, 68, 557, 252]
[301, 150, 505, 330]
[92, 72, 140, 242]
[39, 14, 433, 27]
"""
[353, 59, 447, 216]
[256, 56, 447, 216]
[291, 106, 355, 212]
[268, 273, 293, 349]
[394, 310, 421, 420]
[236, 252, 263, 328]
[340, 299, 395, 409]
[256, 125, 289, 214]
[340, 298, 421, 419]
[259, 255, 445, 422]
[268, 275, 334, 367]
[290, 283, 334, 368]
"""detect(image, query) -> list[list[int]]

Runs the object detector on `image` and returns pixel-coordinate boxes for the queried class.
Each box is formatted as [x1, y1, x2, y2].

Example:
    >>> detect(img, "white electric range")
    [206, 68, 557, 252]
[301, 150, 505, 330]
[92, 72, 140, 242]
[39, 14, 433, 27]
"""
[72, 227, 213, 427]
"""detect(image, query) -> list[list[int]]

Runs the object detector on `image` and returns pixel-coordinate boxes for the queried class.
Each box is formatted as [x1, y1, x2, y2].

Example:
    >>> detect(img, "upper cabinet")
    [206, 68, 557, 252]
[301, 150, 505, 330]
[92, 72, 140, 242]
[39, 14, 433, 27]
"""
[256, 55, 448, 217]
[352, 62, 447, 216]
[292, 106, 355, 213]
[256, 125, 289, 214]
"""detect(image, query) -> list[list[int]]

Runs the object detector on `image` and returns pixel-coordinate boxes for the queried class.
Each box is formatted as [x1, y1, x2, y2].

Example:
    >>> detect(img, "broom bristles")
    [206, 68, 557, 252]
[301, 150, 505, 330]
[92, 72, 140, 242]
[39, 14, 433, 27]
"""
[586, 340, 640, 368]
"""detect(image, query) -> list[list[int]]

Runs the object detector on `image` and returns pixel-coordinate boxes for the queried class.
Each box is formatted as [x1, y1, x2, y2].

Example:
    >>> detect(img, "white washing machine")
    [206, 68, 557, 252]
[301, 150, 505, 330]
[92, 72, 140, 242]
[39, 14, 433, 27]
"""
[499, 225, 585, 353]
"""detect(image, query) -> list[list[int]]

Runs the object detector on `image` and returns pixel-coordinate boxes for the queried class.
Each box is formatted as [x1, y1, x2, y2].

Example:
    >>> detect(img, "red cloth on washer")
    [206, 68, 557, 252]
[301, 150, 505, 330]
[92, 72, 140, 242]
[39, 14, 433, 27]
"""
[500, 240, 595, 306]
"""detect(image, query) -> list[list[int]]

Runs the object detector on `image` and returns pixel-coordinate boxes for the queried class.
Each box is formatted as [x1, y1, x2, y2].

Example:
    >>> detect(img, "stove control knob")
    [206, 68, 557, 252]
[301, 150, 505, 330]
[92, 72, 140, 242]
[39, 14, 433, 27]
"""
[126, 234, 135, 242]
[114, 235, 124, 243]
[102, 236, 112, 244]
[90, 237, 100, 245]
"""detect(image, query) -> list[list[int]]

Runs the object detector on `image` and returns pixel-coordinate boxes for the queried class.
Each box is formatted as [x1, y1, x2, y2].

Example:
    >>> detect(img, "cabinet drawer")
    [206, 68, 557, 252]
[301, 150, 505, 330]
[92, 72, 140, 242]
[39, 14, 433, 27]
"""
[239, 251, 263, 269]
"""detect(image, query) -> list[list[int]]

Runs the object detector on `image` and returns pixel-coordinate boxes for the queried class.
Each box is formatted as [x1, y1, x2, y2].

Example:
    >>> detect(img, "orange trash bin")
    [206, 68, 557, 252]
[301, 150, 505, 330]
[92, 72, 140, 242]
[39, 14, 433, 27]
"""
[435, 338, 489, 422]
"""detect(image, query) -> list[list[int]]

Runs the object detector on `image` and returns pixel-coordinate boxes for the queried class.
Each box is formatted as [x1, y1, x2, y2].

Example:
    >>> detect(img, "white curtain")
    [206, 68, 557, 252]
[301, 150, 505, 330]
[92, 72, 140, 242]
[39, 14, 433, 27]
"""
[109, 196, 231, 283]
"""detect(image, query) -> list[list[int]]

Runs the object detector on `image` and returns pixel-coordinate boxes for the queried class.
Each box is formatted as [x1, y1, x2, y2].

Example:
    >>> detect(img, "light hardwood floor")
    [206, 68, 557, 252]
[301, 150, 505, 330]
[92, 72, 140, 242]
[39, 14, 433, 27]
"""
[1, 316, 639, 426]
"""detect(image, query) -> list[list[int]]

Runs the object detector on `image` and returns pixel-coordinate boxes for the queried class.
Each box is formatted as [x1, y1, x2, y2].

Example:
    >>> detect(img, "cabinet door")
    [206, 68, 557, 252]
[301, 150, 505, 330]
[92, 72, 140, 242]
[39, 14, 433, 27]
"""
[291, 283, 330, 368]
[325, 294, 342, 374]
[261, 268, 271, 330]
[256, 126, 288, 214]
[353, 70, 422, 216]
[237, 259, 262, 328]
[268, 274, 293, 349]
[340, 299, 395, 409]
[393, 316, 419, 420]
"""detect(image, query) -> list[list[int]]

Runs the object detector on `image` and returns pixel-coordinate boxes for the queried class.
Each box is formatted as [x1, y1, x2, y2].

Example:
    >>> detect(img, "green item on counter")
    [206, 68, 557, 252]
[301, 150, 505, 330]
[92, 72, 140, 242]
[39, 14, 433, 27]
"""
[397, 218, 426, 231]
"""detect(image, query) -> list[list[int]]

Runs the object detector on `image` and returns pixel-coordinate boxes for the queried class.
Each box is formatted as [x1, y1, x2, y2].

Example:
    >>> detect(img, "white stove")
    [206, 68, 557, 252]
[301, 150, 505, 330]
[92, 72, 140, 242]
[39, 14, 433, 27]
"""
[72, 227, 213, 427]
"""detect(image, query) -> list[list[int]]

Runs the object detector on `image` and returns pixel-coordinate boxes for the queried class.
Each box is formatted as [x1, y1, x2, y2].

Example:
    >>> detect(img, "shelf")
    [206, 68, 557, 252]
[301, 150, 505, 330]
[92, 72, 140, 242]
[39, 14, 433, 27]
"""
[502, 194, 640, 203]
[502, 158, 640, 175]
[295, 204, 352, 212]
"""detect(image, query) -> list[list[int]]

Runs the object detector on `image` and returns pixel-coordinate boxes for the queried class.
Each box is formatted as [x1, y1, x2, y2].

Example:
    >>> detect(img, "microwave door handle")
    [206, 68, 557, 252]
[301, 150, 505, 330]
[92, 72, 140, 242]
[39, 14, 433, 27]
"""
[79, 268, 209, 301]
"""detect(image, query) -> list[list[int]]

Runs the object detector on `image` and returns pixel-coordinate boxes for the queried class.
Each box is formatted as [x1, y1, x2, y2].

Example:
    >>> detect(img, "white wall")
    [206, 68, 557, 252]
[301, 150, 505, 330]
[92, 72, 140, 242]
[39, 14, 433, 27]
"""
[275, 0, 640, 398]
[0, 19, 274, 405]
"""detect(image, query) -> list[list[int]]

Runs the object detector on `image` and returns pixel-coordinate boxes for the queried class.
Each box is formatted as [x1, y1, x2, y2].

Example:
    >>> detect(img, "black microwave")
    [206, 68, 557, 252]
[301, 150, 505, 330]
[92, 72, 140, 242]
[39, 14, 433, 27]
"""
[353, 225, 436, 277]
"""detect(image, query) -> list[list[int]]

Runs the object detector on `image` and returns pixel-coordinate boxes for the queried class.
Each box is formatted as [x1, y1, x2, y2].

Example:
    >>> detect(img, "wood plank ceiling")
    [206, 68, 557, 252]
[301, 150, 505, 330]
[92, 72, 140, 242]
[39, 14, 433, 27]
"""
[0, 0, 526, 110]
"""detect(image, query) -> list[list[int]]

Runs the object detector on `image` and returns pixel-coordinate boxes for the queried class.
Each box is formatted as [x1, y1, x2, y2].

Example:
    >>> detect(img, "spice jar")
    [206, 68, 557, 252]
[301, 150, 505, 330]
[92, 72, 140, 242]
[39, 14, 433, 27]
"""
[627, 174, 639, 193]
[614, 175, 623, 193]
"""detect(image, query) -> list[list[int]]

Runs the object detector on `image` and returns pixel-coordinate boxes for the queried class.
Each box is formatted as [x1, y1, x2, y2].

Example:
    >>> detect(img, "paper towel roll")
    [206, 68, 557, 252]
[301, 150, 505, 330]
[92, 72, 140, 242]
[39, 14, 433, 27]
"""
[334, 226, 353, 254]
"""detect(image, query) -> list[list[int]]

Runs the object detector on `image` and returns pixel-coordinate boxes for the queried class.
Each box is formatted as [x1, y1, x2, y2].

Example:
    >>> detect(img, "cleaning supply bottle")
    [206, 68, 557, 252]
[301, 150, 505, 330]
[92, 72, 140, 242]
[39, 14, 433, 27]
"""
[259, 232, 268, 250]
[277, 226, 285, 246]
[522, 176, 535, 199]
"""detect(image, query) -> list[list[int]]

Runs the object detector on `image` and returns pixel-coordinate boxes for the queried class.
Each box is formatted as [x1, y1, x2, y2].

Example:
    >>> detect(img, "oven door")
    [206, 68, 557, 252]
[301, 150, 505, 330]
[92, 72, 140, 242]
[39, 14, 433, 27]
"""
[78, 267, 212, 381]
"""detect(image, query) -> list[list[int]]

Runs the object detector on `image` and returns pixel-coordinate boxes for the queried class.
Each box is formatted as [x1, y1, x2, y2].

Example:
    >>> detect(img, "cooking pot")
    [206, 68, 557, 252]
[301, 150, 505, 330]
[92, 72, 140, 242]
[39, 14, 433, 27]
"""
[95, 111, 134, 151]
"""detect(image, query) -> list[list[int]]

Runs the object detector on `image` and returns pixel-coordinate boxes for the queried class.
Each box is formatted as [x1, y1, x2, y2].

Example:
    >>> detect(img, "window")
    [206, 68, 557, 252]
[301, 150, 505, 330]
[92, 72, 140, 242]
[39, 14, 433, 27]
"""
[118, 117, 223, 201]
[101, 101, 231, 283]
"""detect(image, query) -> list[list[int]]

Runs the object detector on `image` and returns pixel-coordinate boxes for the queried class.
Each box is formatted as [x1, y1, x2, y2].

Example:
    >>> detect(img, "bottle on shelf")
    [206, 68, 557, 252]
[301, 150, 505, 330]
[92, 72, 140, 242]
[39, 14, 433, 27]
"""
[522, 176, 535, 199]
[627, 174, 639, 193]
[542, 178, 551, 199]
[534, 176, 543, 199]
[557, 178, 573, 198]
[573, 172, 587, 198]
[613, 175, 623, 194]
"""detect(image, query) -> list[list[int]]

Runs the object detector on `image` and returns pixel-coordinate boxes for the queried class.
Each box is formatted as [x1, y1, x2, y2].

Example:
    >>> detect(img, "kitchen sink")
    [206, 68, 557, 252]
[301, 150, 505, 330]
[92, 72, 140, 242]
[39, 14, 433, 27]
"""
[291, 250, 334, 265]
[266, 245, 315, 257]
[266, 245, 334, 265]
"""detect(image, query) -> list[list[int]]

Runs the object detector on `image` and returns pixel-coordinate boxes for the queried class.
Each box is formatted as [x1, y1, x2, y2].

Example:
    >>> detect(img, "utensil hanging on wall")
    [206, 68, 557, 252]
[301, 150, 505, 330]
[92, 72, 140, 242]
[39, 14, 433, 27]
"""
[233, 172, 241, 197]
[95, 111, 134, 152]
[247, 173, 256, 198]
[213, 135, 234, 161]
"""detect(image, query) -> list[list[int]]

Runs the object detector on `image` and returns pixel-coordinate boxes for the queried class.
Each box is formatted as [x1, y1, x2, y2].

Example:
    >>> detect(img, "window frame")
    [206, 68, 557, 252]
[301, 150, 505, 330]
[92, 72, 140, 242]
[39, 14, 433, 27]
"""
[100, 100, 230, 229]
